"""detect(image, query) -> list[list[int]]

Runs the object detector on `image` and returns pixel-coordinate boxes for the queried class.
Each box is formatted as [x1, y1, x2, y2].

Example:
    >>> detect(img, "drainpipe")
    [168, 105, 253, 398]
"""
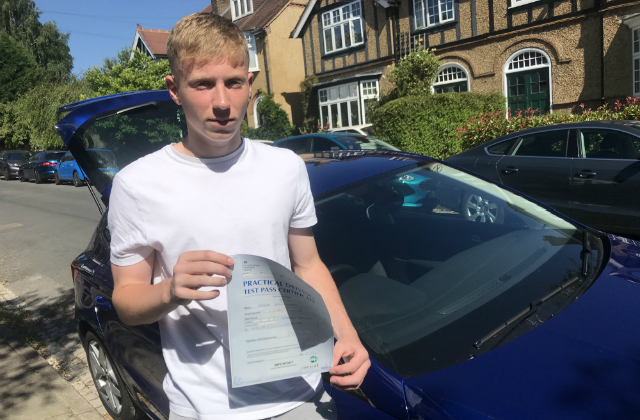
[601, 14, 605, 105]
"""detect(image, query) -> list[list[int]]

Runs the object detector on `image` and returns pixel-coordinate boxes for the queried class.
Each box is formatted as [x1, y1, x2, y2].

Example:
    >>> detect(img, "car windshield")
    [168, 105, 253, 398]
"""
[6, 152, 29, 160]
[335, 136, 400, 151]
[45, 152, 65, 161]
[313, 161, 604, 378]
[88, 150, 117, 168]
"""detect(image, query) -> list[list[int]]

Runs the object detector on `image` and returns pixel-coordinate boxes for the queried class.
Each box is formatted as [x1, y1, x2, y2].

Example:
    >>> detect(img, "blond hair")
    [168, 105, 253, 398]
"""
[166, 13, 249, 79]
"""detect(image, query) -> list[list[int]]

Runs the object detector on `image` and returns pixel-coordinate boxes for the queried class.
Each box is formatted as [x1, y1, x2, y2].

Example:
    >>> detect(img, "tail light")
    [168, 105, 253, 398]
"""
[71, 262, 79, 283]
[41, 161, 58, 166]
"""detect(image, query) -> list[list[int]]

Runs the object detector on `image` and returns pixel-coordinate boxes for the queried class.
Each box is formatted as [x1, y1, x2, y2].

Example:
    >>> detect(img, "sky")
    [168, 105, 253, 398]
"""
[36, 0, 211, 75]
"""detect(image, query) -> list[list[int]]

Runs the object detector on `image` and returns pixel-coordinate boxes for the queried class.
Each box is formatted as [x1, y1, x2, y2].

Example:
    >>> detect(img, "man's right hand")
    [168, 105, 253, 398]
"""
[112, 250, 234, 326]
[168, 250, 234, 305]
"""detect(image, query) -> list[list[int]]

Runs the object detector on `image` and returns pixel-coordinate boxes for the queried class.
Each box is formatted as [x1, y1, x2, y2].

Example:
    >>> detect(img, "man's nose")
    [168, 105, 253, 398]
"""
[212, 85, 230, 110]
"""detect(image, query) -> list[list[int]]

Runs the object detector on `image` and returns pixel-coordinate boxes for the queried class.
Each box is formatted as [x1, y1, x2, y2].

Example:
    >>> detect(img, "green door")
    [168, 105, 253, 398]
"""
[507, 68, 550, 115]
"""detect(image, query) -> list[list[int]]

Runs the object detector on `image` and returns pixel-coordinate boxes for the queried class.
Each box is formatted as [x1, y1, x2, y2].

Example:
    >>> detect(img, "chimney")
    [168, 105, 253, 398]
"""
[210, 0, 225, 15]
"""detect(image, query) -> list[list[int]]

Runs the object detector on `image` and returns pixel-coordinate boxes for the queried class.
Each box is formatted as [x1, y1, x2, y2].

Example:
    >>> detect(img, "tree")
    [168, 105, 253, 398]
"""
[101, 47, 132, 73]
[0, 78, 92, 150]
[388, 48, 441, 98]
[84, 49, 171, 96]
[0, 31, 41, 103]
[0, 0, 73, 81]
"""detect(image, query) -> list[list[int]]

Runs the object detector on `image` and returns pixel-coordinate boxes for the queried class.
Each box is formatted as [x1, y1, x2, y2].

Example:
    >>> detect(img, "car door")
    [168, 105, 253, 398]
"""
[471, 137, 520, 181]
[569, 127, 640, 235]
[61, 152, 74, 179]
[495, 128, 573, 214]
[24, 153, 40, 178]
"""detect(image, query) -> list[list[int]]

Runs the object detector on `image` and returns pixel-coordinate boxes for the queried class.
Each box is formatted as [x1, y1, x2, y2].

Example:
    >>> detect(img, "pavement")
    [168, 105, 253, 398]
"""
[0, 323, 104, 420]
[0, 180, 112, 419]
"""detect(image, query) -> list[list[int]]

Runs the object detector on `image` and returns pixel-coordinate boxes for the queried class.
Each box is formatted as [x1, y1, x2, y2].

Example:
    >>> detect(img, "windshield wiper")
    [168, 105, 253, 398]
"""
[473, 274, 582, 350]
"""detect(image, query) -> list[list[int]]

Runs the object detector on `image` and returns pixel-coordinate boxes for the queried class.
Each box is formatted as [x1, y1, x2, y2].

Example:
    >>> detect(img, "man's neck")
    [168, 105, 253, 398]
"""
[173, 134, 243, 159]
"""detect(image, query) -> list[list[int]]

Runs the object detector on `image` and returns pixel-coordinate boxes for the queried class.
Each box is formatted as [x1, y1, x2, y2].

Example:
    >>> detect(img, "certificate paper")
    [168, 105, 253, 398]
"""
[227, 255, 334, 388]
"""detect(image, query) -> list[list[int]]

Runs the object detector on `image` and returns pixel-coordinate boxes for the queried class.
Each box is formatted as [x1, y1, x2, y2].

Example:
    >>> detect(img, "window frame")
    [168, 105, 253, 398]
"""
[359, 79, 380, 125]
[413, 0, 456, 30]
[633, 26, 640, 98]
[231, 0, 253, 21]
[321, 0, 364, 55]
[245, 33, 259, 72]
[432, 63, 470, 94]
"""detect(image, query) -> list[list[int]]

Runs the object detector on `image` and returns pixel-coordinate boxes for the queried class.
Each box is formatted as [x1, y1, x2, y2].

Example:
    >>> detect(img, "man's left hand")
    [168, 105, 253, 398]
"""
[329, 333, 371, 391]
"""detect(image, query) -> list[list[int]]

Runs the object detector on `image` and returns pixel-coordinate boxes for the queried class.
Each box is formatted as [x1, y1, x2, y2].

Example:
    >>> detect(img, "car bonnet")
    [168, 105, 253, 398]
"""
[401, 234, 640, 420]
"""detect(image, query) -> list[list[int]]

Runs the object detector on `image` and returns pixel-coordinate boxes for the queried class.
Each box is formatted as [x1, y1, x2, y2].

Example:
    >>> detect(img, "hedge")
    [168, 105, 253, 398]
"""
[370, 92, 506, 160]
[455, 98, 640, 151]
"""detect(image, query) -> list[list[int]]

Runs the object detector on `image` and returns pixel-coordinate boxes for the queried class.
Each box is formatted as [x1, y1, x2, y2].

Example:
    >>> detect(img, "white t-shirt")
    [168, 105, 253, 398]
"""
[108, 139, 321, 420]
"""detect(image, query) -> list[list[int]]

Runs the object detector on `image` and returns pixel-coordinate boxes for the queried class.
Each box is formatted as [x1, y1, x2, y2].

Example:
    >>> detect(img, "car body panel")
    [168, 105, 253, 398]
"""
[446, 122, 640, 235]
[404, 235, 640, 420]
[21, 151, 64, 181]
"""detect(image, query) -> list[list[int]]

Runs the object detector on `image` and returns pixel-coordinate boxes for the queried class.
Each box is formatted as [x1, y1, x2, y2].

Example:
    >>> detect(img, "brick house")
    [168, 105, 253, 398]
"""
[292, 0, 398, 130]
[395, 0, 640, 112]
[205, 0, 310, 128]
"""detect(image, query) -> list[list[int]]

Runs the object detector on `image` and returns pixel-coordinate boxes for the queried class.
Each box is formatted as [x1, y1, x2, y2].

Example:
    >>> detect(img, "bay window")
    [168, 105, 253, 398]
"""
[414, 0, 454, 29]
[322, 1, 364, 54]
[319, 80, 380, 129]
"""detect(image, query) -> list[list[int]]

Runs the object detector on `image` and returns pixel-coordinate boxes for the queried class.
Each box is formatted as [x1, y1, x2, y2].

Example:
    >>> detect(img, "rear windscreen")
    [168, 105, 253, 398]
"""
[45, 152, 65, 160]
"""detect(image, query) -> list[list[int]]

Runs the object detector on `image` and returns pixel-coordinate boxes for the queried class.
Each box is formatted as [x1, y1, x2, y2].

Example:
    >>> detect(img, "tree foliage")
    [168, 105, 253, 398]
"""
[241, 93, 294, 141]
[0, 78, 92, 150]
[388, 48, 441, 98]
[299, 74, 318, 132]
[0, 0, 72, 81]
[0, 31, 42, 103]
[84, 49, 171, 96]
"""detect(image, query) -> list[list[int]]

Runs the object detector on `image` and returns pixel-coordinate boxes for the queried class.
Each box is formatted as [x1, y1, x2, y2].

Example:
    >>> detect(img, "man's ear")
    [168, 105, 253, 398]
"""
[166, 75, 181, 105]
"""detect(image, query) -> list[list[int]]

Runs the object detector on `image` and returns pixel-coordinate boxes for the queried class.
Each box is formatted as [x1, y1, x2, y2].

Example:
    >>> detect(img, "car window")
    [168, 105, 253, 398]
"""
[335, 136, 400, 151]
[62, 152, 74, 162]
[45, 152, 65, 161]
[275, 138, 308, 154]
[67, 100, 187, 193]
[6, 152, 29, 160]
[511, 130, 569, 157]
[313, 161, 603, 378]
[29, 154, 39, 161]
[311, 137, 340, 152]
[88, 150, 117, 168]
[487, 139, 516, 155]
[580, 129, 640, 160]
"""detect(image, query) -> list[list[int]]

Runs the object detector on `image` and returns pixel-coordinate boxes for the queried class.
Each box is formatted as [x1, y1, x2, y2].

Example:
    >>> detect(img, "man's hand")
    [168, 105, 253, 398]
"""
[329, 333, 371, 391]
[168, 250, 234, 305]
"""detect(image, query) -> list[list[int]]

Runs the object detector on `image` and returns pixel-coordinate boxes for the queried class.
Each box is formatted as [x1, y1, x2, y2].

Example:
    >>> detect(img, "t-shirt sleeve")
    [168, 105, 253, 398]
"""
[290, 156, 318, 228]
[108, 174, 154, 266]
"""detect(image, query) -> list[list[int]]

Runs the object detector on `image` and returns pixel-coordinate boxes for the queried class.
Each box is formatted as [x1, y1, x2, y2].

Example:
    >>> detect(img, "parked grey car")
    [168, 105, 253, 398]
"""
[1, 150, 30, 180]
[446, 121, 640, 236]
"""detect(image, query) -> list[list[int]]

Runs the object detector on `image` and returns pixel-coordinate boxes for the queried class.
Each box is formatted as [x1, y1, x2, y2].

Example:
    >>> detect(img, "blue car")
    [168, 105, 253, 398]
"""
[55, 149, 119, 187]
[18, 151, 65, 183]
[56, 91, 640, 420]
[273, 133, 400, 154]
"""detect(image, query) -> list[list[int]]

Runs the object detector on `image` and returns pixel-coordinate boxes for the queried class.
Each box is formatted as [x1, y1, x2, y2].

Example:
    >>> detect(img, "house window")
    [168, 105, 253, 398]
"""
[509, 0, 539, 7]
[433, 64, 469, 93]
[231, 0, 253, 21]
[253, 95, 264, 128]
[360, 80, 379, 124]
[245, 34, 259, 72]
[321, 1, 364, 55]
[413, 0, 454, 29]
[507, 50, 548, 70]
[633, 28, 640, 97]
[319, 83, 361, 129]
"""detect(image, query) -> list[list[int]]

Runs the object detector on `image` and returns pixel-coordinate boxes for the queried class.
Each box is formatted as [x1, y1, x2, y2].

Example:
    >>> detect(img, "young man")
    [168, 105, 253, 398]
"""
[108, 13, 370, 420]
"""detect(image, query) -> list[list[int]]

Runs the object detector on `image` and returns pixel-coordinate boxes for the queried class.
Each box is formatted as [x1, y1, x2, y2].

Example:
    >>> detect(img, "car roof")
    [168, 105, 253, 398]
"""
[491, 120, 640, 141]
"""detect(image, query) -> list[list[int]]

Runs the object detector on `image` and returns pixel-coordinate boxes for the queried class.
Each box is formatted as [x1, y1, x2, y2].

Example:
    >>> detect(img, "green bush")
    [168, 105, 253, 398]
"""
[241, 93, 293, 141]
[388, 48, 441, 98]
[370, 92, 506, 159]
[455, 98, 640, 151]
